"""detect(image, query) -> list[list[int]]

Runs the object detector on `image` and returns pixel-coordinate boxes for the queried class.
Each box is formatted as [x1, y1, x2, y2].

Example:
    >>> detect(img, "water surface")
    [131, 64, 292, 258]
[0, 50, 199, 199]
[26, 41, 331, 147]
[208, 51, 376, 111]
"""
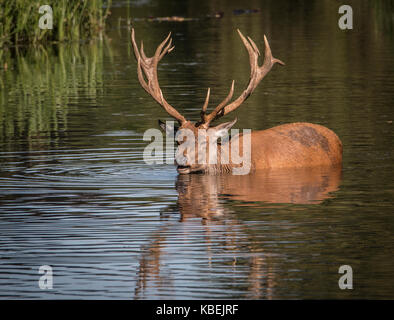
[0, 0, 393, 299]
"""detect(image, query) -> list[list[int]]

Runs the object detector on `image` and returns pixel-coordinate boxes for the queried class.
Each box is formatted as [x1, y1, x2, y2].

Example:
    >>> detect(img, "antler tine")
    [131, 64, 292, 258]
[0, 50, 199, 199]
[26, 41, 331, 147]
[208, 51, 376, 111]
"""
[155, 32, 172, 60]
[159, 37, 173, 60]
[199, 80, 235, 127]
[202, 88, 210, 113]
[136, 57, 149, 93]
[247, 36, 260, 56]
[140, 40, 148, 60]
[199, 88, 211, 124]
[215, 80, 235, 113]
[263, 35, 285, 68]
[237, 30, 258, 77]
[131, 28, 140, 60]
[201, 29, 284, 125]
[131, 28, 187, 124]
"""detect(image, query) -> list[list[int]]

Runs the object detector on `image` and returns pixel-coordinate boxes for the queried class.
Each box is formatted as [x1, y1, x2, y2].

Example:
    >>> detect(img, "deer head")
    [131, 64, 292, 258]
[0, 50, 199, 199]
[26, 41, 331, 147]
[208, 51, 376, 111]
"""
[131, 28, 284, 174]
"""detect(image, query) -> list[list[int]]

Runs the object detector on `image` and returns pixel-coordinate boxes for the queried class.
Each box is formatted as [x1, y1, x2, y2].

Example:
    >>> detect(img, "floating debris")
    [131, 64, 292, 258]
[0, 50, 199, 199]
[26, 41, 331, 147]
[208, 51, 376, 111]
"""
[131, 12, 224, 23]
[206, 12, 224, 19]
[147, 16, 195, 22]
[233, 9, 260, 15]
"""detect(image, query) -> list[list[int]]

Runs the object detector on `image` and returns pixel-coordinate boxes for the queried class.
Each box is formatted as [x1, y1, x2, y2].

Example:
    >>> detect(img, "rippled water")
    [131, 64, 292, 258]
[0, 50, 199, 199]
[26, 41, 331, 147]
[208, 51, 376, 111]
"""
[0, 0, 393, 299]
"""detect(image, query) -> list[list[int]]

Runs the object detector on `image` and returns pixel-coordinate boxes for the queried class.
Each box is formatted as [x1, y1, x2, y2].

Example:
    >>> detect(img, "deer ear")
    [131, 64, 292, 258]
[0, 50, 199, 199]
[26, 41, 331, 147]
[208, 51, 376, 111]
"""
[212, 118, 237, 138]
[158, 120, 179, 136]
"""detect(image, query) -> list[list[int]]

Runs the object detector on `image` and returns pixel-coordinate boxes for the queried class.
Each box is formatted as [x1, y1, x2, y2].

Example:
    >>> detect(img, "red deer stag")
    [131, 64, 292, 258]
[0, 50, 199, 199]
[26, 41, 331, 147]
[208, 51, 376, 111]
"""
[131, 28, 342, 174]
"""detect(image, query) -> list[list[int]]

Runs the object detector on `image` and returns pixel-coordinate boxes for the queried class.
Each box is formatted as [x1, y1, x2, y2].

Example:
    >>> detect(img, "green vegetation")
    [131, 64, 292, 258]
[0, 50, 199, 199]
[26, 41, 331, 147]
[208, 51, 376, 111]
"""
[0, 0, 112, 47]
[0, 40, 113, 150]
[0, 0, 393, 151]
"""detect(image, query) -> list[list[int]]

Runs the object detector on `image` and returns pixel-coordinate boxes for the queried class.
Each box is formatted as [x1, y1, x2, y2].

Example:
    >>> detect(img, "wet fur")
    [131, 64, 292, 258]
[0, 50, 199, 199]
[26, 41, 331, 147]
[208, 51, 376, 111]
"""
[202, 122, 342, 173]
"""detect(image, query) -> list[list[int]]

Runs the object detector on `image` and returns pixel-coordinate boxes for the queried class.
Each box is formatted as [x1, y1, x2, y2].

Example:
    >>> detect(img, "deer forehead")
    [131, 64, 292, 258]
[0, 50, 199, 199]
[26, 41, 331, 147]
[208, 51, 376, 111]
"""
[177, 127, 221, 138]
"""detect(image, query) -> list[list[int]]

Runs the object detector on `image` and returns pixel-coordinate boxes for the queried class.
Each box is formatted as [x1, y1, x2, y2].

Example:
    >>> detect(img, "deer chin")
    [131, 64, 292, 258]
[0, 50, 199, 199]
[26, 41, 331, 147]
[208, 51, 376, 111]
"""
[177, 165, 205, 174]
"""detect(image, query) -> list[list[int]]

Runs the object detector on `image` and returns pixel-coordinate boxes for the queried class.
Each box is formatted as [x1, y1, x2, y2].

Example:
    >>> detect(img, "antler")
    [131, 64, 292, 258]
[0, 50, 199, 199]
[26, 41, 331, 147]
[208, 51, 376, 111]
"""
[199, 29, 285, 127]
[131, 28, 187, 124]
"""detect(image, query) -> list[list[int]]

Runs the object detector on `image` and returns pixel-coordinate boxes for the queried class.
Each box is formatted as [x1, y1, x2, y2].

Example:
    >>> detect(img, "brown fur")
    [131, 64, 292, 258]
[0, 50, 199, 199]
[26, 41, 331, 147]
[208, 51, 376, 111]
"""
[176, 121, 342, 174]
[248, 122, 342, 170]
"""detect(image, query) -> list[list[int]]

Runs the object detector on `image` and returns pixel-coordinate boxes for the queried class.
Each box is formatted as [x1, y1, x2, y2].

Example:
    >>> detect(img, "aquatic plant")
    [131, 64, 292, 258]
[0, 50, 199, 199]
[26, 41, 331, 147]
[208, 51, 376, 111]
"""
[0, 0, 112, 47]
[0, 39, 113, 149]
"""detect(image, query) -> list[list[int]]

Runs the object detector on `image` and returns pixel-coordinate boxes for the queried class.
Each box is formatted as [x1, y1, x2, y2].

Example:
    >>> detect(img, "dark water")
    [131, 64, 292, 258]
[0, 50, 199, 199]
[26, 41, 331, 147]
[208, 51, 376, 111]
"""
[0, 0, 393, 299]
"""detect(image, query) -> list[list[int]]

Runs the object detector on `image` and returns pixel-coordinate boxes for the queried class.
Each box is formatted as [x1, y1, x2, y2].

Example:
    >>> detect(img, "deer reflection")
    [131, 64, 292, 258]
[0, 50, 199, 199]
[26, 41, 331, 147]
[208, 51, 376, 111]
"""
[134, 166, 342, 299]
[176, 165, 342, 215]
[134, 233, 167, 299]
